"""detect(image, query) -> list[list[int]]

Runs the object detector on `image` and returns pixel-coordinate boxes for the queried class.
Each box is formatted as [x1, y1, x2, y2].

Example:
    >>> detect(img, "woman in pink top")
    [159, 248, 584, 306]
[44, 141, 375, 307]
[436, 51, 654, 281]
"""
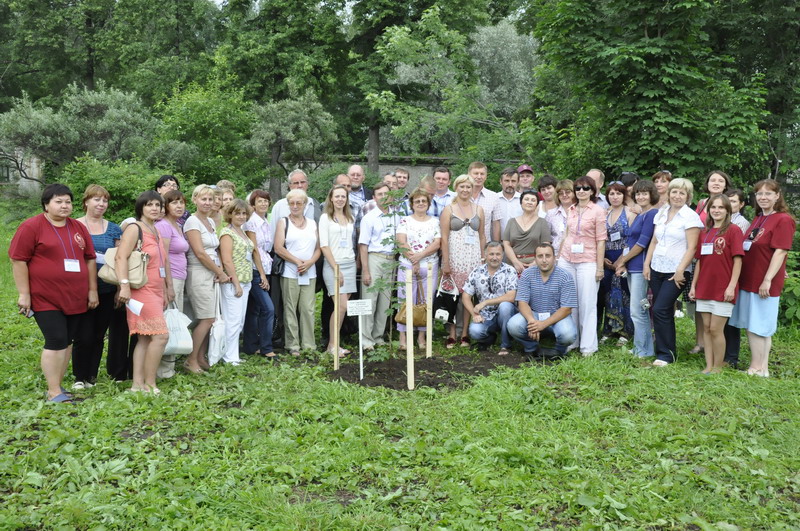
[557, 175, 607, 355]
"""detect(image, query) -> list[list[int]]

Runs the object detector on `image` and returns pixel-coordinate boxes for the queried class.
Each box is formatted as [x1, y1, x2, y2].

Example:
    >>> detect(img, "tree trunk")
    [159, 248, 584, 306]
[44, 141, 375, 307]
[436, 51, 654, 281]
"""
[367, 118, 380, 175]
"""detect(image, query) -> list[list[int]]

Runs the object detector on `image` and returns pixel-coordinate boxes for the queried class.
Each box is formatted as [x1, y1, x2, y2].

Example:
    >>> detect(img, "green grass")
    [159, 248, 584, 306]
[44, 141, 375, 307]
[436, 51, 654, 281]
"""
[2, 209, 800, 528]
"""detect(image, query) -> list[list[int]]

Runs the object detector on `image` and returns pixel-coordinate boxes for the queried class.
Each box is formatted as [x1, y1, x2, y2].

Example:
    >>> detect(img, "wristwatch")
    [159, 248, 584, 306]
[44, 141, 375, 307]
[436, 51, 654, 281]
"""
[120, 279, 130, 285]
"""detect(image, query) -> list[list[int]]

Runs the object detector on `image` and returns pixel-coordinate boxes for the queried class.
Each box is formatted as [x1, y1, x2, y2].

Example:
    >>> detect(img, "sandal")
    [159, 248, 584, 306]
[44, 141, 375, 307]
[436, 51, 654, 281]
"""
[497, 348, 510, 356]
[460, 337, 470, 348]
[183, 363, 205, 374]
[688, 345, 704, 355]
[446, 338, 457, 349]
[290, 350, 301, 357]
[46, 392, 73, 404]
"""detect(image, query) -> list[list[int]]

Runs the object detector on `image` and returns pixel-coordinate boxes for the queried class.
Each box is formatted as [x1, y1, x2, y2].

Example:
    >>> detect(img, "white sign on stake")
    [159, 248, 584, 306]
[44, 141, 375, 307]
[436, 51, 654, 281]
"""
[347, 299, 372, 380]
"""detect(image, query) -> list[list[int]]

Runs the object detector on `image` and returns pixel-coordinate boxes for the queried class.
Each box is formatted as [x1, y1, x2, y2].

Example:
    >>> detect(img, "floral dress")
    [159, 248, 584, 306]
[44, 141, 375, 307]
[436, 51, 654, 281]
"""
[602, 210, 634, 337]
[447, 204, 482, 292]
[396, 215, 441, 331]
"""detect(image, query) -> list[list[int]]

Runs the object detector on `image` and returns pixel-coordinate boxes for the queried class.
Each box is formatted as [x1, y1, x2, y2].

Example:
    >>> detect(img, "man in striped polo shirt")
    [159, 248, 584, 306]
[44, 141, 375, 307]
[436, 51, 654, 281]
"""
[507, 242, 578, 358]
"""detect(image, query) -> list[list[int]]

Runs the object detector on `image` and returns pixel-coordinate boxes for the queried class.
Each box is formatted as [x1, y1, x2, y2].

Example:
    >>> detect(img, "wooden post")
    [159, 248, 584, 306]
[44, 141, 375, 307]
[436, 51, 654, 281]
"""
[426, 270, 433, 358]
[406, 273, 414, 390]
[333, 263, 340, 371]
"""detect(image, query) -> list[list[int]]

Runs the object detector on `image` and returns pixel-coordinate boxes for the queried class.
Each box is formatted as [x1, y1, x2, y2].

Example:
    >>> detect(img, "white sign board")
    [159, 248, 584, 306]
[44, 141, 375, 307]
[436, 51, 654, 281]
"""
[347, 299, 372, 316]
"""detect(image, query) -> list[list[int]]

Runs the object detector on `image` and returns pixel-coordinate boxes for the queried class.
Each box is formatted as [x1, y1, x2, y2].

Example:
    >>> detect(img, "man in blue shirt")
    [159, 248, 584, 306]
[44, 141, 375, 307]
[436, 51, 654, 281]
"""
[507, 243, 578, 357]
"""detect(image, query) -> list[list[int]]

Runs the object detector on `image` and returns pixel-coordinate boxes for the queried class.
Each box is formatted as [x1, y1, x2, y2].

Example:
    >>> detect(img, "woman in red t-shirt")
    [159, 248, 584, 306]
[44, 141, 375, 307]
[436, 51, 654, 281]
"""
[9, 184, 98, 403]
[729, 180, 796, 377]
[689, 195, 744, 374]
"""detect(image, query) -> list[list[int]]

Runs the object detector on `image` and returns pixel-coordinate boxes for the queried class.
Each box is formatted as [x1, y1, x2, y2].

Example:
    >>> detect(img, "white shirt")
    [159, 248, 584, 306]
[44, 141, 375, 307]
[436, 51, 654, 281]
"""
[270, 197, 318, 241]
[282, 218, 318, 279]
[471, 187, 500, 241]
[651, 204, 703, 273]
[358, 208, 399, 254]
[431, 190, 455, 217]
[495, 192, 522, 235]
[184, 215, 219, 266]
[318, 213, 355, 264]
[243, 212, 273, 273]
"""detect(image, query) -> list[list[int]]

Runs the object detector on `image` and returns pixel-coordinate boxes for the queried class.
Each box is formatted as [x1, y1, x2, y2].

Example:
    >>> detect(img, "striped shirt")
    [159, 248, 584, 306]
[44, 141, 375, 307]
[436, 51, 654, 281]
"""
[516, 265, 577, 314]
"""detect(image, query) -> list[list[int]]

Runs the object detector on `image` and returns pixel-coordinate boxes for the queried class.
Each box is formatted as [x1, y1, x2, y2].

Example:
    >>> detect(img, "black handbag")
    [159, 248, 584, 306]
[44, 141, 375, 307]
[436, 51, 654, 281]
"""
[270, 217, 289, 276]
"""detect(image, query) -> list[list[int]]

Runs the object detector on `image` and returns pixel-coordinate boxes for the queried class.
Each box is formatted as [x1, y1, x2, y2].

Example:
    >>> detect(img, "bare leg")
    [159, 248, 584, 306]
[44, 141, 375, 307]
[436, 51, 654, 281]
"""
[694, 311, 704, 350]
[41, 347, 70, 399]
[398, 331, 407, 348]
[708, 314, 728, 371]
[326, 294, 350, 353]
[187, 318, 213, 371]
[700, 312, 713, 373]
[131, 335, 150, 391]
[747, 331, 772, 376]
[144, 334, 168, 390]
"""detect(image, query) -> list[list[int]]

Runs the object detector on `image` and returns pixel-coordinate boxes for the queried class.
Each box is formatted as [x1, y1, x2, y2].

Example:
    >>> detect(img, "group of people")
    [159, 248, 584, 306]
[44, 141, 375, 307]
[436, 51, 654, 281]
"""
[9, 162, 795, 402]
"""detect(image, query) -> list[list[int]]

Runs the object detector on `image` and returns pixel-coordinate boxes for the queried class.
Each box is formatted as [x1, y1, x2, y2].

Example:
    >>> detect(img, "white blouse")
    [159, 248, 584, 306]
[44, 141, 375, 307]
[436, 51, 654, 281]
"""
[651, 204, 703, 273]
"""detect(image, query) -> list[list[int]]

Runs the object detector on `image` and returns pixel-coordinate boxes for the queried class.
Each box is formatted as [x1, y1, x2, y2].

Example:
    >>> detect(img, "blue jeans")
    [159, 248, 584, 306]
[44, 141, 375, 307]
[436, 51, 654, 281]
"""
[629, 273, 655, 357]
[507, 312, 577, 355]
[468, 301, 517, 348]
[242, 269, 275, 354]
[649, 270, 682, 363]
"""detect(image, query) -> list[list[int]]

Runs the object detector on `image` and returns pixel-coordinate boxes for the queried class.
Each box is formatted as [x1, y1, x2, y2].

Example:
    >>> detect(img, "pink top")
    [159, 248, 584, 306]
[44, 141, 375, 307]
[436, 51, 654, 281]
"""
[559, 201, 608, 263]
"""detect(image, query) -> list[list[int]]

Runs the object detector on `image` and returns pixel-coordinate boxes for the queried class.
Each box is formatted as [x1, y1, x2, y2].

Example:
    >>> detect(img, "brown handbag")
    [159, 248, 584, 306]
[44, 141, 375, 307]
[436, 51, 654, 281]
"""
[395, 275, 427, 327]
[98, 224, 149, 289]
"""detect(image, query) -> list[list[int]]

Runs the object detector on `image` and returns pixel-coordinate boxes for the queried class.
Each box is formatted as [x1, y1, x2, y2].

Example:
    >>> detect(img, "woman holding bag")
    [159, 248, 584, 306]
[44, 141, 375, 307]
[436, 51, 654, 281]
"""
[115, 191, 173, 394]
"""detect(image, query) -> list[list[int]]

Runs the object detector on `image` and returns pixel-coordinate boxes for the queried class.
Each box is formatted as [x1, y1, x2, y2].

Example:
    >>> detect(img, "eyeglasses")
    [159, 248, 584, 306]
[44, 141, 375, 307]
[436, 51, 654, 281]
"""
[575, 186, 593, 192]
[607, 181, 623, 186]
[557, 190, 573, 195]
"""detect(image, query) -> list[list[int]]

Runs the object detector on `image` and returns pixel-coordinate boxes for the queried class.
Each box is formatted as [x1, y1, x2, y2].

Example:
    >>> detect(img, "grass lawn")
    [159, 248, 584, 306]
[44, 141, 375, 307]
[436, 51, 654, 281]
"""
[2, 218, 799, 529]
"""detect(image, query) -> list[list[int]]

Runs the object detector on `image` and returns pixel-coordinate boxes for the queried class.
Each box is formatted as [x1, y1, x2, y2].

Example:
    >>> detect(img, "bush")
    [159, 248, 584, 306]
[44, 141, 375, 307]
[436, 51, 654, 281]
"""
[780, 251, 800, 326]
[60, 158, 191, 222]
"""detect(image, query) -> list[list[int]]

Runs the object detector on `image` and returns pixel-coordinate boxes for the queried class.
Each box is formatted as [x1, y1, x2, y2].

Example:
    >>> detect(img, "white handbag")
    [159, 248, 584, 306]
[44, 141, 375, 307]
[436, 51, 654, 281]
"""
[207, 284, 226, 366]
[163, 303, 193, 356]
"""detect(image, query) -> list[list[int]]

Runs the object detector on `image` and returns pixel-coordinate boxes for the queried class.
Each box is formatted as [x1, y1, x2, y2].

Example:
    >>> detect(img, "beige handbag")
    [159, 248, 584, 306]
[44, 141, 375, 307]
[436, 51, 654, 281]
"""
[395, 275, 427, 327]
[98, 224, 149, 289]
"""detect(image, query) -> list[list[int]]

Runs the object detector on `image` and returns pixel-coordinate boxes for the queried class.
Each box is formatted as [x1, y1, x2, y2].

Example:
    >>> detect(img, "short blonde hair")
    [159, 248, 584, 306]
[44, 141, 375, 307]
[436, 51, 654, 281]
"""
[191, 184, 215, 203]
[452, 174, 475, 189]
[223, 198, 252, 223]
[285, 188, 308, 205]
[668, 178, 694, 204]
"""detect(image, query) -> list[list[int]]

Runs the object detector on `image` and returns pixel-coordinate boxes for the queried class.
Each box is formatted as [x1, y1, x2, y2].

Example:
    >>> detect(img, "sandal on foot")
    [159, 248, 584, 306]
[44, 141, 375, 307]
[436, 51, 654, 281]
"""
[497, 348, 510, 356]
[183, 363, 205, 374]
[688, 345, 704, 355]
[446, 338, 457, 349]
[46, 392, 73, 403]
[460, 337, 470, 348]
[290, 350, 301, 357]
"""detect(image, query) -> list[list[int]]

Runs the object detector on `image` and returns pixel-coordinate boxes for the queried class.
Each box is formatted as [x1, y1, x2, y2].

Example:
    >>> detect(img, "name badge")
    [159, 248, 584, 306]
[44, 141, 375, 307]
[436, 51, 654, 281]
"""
[537, 312, 551, 321]
[610, 231, 621, 242]
[465, 228, 478, 245]
[655, 244, 668, 256]
[571, 243, 584, 254]
[701, 243, 713, 256]
[339, 238, 349, 248]
[95, 252, 106, 265]
[159, 267, 166, 278]
[64, 259, 81, 273]
[298, 273, 310, 286]
[743, 240, 752, 251]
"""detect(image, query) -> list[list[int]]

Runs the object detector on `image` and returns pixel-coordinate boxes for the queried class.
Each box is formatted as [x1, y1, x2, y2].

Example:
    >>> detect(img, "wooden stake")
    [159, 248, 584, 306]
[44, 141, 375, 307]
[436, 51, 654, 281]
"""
[333, 263, 340, 371]
[406, 272, 414, 390]
[426, 269, 433, 358]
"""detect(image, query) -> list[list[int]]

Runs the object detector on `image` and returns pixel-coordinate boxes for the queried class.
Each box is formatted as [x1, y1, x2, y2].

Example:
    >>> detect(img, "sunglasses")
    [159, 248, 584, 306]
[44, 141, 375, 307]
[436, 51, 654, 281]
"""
[575, 186, 593, 192]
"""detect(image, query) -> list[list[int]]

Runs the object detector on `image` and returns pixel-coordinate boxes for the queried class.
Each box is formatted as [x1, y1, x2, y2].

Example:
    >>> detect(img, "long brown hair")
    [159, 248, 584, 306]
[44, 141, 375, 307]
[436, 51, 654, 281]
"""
[324, 184, 354, 223]
[704, 194, 732, 235]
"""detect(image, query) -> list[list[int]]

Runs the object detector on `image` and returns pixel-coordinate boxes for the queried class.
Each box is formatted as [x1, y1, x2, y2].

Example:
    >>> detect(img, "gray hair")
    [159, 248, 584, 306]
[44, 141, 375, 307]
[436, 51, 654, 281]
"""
[288, 169, 307, 182]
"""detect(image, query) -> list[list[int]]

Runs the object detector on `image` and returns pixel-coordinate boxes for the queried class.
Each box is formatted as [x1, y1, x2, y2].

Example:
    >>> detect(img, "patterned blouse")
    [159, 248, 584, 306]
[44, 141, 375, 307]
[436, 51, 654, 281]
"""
[220, 226, 254, 284]
[462, 263, 518, 320]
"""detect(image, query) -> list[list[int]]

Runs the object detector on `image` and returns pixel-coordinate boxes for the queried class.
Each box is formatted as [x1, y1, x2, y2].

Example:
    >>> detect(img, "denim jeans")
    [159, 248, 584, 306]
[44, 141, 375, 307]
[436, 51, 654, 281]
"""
[468, 301, 517, 348]
[507, 312, 577, 354]
[629, 273, 655, 357]
[242, 269, 275, 354]
[649, 270, 682, 363]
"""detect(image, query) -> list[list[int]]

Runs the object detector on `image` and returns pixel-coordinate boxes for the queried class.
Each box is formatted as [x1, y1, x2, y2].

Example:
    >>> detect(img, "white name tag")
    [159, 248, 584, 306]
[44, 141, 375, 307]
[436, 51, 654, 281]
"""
[64, 259, 81, 272]
[537, 312, 551, 321]
[339, 238, 349, 248]
[743, 240, 752, 251]
[465, 228, 478, 245]
[571, 243, 584, 254]
[655, 244, 668, 256]
[701, 243, 713, 256]
[298, 273, 310, 286]
[95, 252, 106, 265]
[610, 231, 621, 242]
[159, 267, 166, 278]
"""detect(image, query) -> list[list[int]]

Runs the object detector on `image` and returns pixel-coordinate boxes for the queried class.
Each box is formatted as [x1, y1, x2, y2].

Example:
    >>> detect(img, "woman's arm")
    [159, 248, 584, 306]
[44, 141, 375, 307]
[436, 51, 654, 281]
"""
[642, 233, 658, 282]
[759, 249, 789, 299]
[503, 239, 524, 274]
[595, 240, 606, 282]
[186, 228, 228, 282]
[161, 237, 175, 304]
[671, 227, 700, 287]
[219, 234, 242, 297]
[725, 256, 742, 302]
[689, 259, 701, 301]
[11, 260, 31, 315]
[114, 224, 141, 304]
[274, 218, 301, 265]
[477, 206, 486, 260]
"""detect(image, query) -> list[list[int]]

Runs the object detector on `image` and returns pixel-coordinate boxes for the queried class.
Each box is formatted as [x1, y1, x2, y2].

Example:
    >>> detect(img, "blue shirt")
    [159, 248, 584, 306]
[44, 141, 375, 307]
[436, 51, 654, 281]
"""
[625, 208, 657, 273]
[91, 221, 122, 293]
[516, 266, 577, 315]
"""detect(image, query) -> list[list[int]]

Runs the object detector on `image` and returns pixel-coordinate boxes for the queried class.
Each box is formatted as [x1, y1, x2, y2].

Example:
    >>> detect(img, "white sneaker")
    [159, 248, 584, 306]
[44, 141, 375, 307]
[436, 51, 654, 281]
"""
[674, 310, 685, 318]
[83, 381, 95, 388]
[71, 381, 85, 390]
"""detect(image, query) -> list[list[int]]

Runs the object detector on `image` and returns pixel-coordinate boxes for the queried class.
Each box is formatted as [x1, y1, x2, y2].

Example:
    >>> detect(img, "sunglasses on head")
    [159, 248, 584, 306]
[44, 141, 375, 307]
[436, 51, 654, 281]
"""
[575, 186, 593, 192]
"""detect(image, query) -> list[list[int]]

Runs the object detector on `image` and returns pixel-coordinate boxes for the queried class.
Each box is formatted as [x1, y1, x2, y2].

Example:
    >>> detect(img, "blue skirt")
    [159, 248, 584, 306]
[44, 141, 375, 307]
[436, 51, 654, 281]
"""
[729, 290, 779, 337]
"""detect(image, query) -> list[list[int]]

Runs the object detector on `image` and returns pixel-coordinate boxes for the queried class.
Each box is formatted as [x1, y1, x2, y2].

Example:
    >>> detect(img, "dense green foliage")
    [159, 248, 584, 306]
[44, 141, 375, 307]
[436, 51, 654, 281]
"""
[1, 211, 800, 528]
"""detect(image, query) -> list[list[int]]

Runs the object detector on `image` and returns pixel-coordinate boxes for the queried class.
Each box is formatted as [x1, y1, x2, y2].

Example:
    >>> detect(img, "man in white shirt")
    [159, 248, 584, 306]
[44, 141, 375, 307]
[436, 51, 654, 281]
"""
[431, 166, 455, 217]
[587, 168, 610, 209]
[495, 167, 522, 235]
[358, 183, 400, 349]
[468, 161, 501, 242]
[348, 164, 372, 213]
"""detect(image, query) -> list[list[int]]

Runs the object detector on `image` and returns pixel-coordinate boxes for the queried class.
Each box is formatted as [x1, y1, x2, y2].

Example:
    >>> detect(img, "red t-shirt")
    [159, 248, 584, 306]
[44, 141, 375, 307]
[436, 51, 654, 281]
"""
[739, 212, 795, 297]
[694, 225, 744, 303]
[8, 214, 96, 314]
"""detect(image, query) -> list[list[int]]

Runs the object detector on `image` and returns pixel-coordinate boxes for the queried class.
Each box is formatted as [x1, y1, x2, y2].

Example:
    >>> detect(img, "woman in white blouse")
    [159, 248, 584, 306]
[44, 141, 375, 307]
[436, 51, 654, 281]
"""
[319, 185, 356, 357]
[243, 189, 275, 359]
[643, 178, 703, 366]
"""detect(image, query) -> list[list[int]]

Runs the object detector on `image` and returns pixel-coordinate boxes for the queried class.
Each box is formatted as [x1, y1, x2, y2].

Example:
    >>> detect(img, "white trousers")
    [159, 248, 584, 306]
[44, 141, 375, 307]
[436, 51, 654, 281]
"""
[557, 258, 599, 354]
[220, 282, 251, 363]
